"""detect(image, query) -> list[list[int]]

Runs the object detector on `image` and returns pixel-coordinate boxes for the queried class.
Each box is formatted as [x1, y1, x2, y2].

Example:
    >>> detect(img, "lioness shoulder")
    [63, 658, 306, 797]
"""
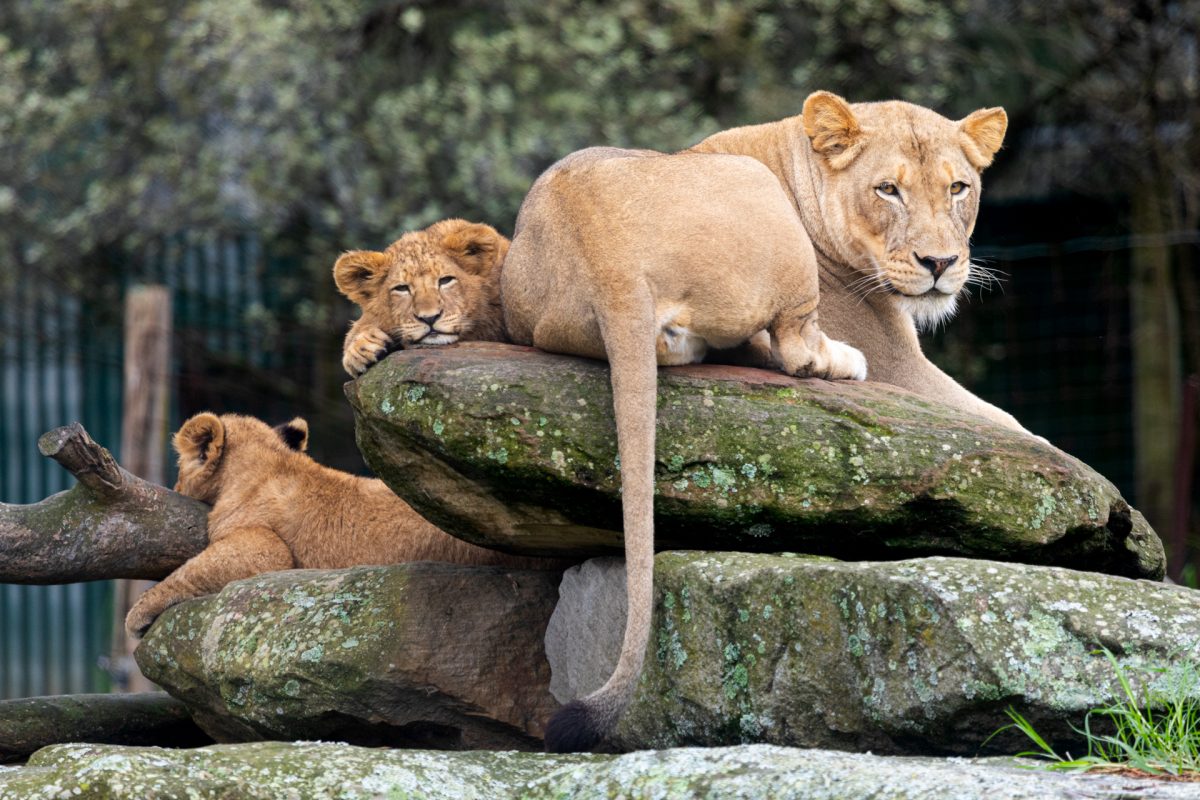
[334, 218, 508, 376]
[125, 411, 561, 638]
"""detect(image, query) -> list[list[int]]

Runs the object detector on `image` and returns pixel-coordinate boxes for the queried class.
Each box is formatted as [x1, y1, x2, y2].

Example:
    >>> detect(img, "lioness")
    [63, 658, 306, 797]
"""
[334, 218, 508, 376]
[504, 91, 1019, 752]
[125, 412, 563, 638]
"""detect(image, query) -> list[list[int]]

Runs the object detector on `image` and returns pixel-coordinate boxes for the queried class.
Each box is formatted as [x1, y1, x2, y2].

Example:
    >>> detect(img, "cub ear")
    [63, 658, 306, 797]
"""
[333, 250, 388, 306]
[437, 219, 509, 276]
[802, 91, 866, 169]
[958, 107, 1007, 170]
[173, 413, 226, 467]
[273, 417, 309, 452]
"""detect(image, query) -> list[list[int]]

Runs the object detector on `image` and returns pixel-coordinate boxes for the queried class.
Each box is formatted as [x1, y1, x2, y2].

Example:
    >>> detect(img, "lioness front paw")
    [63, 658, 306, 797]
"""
[825, 339, 868, 381]
[343, 325, 393, 377]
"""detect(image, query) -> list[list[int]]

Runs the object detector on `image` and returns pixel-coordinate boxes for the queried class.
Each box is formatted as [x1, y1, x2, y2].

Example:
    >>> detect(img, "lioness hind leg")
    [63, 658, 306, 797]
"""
[771, 308, 867, 381]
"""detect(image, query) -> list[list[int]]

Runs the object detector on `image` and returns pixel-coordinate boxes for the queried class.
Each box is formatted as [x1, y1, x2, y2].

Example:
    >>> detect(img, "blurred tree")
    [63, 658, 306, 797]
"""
[950, 0, 1199, 571]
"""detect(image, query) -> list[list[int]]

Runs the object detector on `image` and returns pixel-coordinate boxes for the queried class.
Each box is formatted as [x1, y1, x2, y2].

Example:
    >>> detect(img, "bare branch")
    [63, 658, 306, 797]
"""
[0, 424, 209, 583]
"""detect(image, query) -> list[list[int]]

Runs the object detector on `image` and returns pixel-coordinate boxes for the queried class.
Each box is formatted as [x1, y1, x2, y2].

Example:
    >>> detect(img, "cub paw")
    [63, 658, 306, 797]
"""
[124, 598, 161, 640]
[825, 339, 868, 381]
[343, 325, 393, 377]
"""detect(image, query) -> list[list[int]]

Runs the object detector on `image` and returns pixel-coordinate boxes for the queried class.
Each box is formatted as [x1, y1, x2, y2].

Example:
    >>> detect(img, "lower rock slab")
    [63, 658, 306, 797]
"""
[2, 741, 1198, 799]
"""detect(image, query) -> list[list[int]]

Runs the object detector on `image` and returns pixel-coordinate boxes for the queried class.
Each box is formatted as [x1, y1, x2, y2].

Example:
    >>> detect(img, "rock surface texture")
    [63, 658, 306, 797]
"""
[547, 553, 1200, 754]
[3, 741, 1198, 799]
[135, 563, 562, 750]
[347, 343, 1163, 579]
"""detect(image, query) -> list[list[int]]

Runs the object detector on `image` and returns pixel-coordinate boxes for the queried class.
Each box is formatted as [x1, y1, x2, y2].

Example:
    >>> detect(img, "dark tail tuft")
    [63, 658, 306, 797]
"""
[544, 699, 606, 753]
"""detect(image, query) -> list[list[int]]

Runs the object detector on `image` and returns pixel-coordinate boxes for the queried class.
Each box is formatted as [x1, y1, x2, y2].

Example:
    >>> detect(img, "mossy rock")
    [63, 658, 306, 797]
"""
[346, 343, 1162, 579]
[4, 741, 1200, 799]
[547, 552, 1200, 754]
[135, 563, 562, 749]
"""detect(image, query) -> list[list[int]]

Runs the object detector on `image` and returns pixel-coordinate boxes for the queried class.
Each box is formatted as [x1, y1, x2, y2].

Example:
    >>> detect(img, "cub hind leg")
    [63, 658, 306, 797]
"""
[771, 306, 867, 381]
[125, 526, 293, 639]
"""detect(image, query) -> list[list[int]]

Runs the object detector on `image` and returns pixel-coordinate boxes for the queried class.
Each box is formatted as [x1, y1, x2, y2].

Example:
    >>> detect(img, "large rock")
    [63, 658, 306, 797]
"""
[547, 552, 1200, 754]
[135, 563, 562, 749]
[4, 741, 1199, 799]
[346, 343, 1163, 579]
[0, 693, 209, 763]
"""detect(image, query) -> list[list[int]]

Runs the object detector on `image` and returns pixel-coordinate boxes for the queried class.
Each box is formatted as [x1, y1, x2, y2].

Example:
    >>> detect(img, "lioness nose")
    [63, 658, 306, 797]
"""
[915, 253, 958, 279]
[417, 311, 442, 326]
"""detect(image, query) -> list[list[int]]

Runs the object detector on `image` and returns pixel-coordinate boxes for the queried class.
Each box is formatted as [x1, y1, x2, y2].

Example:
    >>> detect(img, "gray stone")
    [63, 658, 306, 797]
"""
[547, 552, 1200, 754]
[3, 741, 1198, 799]
[135, 563, 562, 749]
[346, 342, 1163, 579]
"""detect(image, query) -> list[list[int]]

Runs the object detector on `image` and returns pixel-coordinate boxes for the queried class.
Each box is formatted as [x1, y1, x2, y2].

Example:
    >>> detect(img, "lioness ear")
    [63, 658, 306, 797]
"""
[802, 91, 866, 169]
[273, 417, 309, 452]
[173, 413, 226, 467]
[333, 250, 388, 306]
[959, 107, 1007, 170]
[438, 219, 508, 276]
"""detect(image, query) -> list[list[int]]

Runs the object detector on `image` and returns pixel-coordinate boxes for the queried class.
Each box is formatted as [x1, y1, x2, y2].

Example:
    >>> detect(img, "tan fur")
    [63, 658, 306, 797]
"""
[334, 218, 509, 376]
[125, 412, 562, 638]
[503, 139, 868, 748]
[506, 92, 1029, 751]
[688, 91, 1026, 431]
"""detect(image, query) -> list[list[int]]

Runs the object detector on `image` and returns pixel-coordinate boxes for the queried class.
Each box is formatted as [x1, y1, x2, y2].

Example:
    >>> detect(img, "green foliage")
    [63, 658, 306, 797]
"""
[0, 0, 994, 288]
[996, 648, 1200, 776]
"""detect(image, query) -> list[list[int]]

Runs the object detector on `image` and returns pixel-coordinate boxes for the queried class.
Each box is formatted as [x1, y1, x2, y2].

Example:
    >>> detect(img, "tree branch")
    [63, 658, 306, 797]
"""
[0, 423, 209, 583]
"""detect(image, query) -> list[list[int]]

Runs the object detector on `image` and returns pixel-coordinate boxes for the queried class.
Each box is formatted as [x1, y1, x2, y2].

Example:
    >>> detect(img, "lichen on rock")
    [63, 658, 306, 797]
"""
[346, 343, 1163, 579]
[547, 552, 1200, 754]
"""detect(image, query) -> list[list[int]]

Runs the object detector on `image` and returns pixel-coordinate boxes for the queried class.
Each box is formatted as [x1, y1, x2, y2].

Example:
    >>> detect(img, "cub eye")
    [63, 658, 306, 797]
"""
[392, 284, 410, 294]
[950, 181, 969, 196]
[876, 182, 900, 198]
[438, 276, 456, 287]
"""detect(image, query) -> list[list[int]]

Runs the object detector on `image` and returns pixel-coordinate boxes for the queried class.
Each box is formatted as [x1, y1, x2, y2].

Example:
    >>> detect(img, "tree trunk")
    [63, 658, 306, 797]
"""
[1129, 182, 1182, 549]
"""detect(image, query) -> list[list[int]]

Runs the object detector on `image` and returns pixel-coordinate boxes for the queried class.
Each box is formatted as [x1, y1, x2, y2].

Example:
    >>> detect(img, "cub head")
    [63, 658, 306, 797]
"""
[172, 413, 309, 504]
[801, 90, 1007, 330]
[333, 218, 508, 348]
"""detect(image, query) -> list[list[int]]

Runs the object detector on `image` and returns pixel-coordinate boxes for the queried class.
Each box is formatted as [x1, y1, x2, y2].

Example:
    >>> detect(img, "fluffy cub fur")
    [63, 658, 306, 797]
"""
[125, 412, 561, 638]
[334, 218, 508, 377]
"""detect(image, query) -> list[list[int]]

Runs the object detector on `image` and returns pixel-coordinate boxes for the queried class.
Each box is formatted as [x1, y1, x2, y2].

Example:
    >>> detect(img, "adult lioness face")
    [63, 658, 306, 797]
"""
[801, 91, 1007, 330]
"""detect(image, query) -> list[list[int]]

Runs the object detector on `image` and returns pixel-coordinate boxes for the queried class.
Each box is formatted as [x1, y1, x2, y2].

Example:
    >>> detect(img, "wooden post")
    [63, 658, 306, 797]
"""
[113, 286, 172, 693]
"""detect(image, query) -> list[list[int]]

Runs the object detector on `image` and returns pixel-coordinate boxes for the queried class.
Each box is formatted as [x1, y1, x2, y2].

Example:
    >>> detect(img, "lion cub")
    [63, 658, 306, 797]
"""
[125, 412, 561, 638]
[334, 218, 508, 377]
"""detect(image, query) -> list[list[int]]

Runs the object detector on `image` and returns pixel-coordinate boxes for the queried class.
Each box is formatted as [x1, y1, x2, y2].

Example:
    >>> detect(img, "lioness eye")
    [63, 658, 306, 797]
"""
[876, 182, 899, 197]
[392, 284, 410, 294]
[438, 276, 456, 287]
[950, 181, 968, 195]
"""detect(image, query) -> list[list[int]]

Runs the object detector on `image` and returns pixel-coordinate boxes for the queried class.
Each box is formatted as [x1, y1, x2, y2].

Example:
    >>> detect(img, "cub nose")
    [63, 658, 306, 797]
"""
[914, 253, 959, 279]
[417, 311, 442, 326]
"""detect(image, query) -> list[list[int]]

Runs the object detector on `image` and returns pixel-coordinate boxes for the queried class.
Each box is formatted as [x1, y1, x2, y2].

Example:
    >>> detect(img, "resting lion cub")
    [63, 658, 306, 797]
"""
[125, 412, 561, 638]
[504, 92, 1016, 751]
[334, 218, 507, 377]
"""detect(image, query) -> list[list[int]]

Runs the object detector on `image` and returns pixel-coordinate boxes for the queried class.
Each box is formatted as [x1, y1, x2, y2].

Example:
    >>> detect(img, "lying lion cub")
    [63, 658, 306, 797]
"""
[334, 218, 508, 377]
[125, 412, 562, 638]
[504, 92, 1016, 751]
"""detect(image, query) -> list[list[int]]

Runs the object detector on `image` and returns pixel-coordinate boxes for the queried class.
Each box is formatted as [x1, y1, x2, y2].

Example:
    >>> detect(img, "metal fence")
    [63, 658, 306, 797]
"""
[0, 281, 120, 697]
